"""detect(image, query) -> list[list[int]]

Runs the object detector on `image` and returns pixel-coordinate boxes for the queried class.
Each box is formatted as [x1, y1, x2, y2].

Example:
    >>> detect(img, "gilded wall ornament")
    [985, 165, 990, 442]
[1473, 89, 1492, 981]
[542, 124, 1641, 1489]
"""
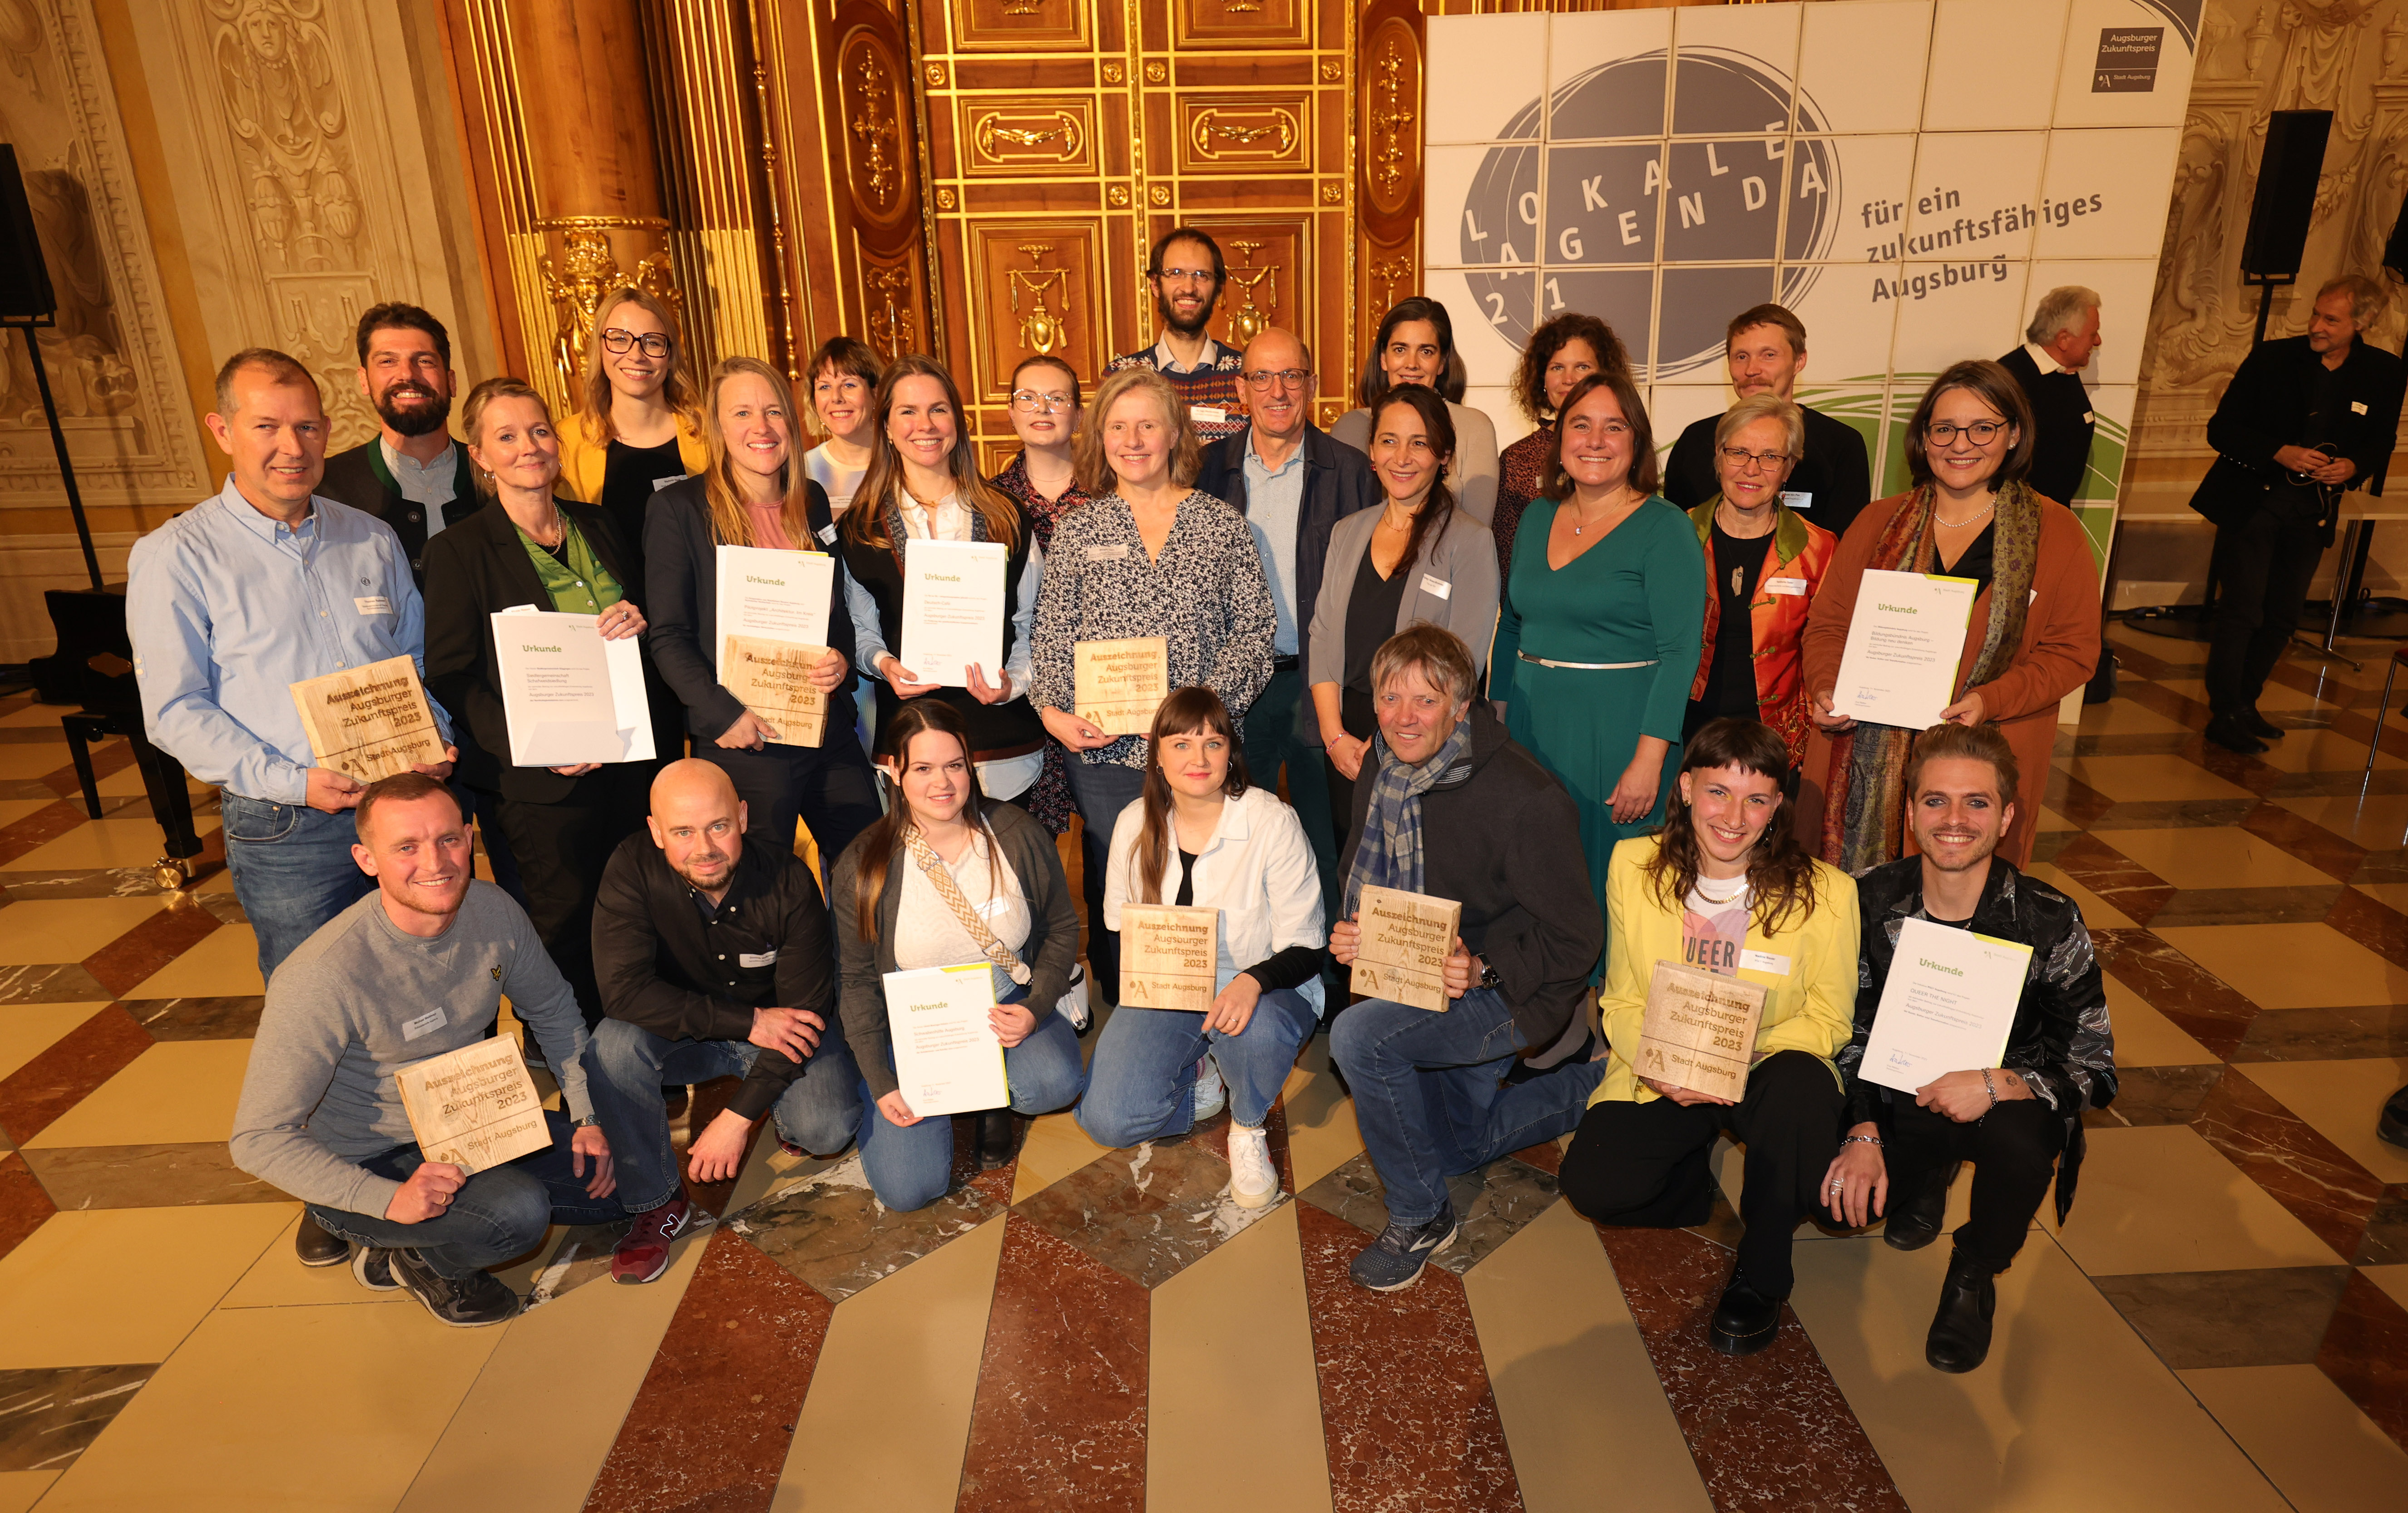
[537, 220, 678, 403]
[1009, 243, 1070, 355]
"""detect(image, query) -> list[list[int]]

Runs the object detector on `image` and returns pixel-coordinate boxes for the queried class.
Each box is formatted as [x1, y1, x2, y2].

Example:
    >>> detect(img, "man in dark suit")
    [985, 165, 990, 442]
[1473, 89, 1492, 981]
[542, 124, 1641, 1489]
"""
[2190, 274, 2406, 754]
[1998, 286, 2103, 507]
[1194, 325, 1378, 938]
[1663, 304, 1875, 539]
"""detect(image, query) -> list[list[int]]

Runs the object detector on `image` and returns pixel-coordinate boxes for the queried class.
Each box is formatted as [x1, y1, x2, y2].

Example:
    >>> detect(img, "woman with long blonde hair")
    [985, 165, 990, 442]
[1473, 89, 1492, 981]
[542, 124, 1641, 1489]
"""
[556, 287, 707, 580]
[642, 355, 880, 871]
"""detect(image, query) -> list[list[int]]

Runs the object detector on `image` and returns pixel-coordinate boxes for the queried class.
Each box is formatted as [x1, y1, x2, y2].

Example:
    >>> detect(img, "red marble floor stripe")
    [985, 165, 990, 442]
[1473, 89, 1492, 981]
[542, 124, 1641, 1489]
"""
[580, 1230, 836, 1513]
[2112, 674, 2210, 729]
[2101, 636, 2190, 681]
[2316, 1268, 2408, 1452]
[82, 899, 223, 1000]
[37, 739, 138, 800]
[2196, 1068, 2386, 1262]
[2087, 928, 2261, 1059]
[1591, 1222, 1909, 1513]
[2042, 768, 2117, 827]
[0, 799, 95, 869]
[2240, 801, 2367, 885]
[0, 1005, 148, 1145]
[954, 1211, 1149, 1513]
[2047, 832, 2176, 926]
[1510, 1138, 1563, 1177]
[2182, 735, 2288, 797]
[2324, 886, 2408, 972]
[0, 1152, 57, 1264]
[1294, 1200, 1520, 1513]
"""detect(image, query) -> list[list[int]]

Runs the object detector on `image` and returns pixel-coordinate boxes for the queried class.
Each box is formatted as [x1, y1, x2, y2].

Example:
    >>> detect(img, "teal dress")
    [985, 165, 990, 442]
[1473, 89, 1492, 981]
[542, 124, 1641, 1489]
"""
[1488, 495, 1708, 932]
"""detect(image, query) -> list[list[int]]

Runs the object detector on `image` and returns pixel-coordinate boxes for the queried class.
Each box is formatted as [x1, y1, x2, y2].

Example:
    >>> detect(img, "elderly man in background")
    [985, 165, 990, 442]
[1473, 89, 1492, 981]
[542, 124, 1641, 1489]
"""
[1998, 286, 2104, 509]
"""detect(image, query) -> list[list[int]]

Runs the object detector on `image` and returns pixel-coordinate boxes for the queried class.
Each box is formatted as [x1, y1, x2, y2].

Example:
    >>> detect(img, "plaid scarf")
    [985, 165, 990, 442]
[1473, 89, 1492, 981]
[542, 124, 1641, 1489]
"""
[1822, 481, 2042, 871]
[1342, 720, 1472, 920]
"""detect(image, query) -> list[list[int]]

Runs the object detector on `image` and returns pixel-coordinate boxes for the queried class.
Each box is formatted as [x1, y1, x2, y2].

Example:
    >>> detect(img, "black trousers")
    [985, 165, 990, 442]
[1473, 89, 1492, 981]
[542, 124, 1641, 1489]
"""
[2204, 504, 2327, 715]
[1558, 1050, 1841, 1297]
[1886, 1097, 2061, 1272]
[498, 765, 647, 1026]
[696, 738, 882, 893]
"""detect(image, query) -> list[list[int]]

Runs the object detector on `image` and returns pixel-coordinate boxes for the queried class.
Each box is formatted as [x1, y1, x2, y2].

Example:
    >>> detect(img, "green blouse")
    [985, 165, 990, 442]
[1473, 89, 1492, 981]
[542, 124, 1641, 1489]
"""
[517, 514, 625, 615]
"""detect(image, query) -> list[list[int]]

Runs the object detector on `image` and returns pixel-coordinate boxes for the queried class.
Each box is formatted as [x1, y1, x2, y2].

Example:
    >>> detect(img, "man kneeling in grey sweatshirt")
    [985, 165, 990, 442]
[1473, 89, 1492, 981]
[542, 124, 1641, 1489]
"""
[231, 772, 623, 1326]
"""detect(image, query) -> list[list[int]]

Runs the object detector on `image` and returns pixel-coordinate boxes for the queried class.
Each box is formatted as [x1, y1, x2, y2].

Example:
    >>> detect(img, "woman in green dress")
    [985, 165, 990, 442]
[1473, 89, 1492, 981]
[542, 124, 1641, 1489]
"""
[1490, 370, 1707, 958]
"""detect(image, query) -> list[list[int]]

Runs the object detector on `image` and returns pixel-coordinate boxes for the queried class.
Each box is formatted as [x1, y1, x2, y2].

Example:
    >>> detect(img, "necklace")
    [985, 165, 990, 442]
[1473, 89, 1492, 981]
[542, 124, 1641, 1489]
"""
[1936, 500, 1995, 529]
[1568, 489, 1628, 536]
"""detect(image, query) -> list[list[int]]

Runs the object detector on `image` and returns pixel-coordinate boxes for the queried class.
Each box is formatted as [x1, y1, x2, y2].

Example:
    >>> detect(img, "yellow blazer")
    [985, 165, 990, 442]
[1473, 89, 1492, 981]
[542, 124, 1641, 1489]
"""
[1592, 834, 1860, 1107]
[555, 410, 709, 505]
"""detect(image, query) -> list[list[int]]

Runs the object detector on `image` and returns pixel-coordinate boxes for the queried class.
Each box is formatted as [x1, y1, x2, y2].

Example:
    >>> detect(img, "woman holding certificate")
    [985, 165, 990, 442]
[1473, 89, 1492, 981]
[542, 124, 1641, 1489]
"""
[1028, 367, 1277, 1001]
[425, 378, 656, 1023]
[1079, 688, 1325, 1208]
[1489, 370, 1708, 938]
[831, 701, 1087, 1193]
[1800, 360, 2101, 870]
[1556, 719, 1859, 1357]
[644, 356, 880, 870]
[836, 355, 1065, 830]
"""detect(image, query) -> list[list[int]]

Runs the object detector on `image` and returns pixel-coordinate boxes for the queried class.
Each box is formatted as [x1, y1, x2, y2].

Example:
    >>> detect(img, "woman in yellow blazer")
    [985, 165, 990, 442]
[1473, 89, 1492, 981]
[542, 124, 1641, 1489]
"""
[554, 286, 709, 588]
[1558, 716, 1859, 1359]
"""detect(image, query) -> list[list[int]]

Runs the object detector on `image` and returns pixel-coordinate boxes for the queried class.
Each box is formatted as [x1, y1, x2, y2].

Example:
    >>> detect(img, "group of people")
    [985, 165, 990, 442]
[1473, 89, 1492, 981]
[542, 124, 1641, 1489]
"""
[165, 218, 2337, 1377]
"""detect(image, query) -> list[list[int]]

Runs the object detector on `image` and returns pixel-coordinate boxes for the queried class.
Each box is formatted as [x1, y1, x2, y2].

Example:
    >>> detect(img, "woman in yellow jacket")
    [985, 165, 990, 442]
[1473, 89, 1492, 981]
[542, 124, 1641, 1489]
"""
[554, 286, 709, 587]
[1558, 716, 1859, 1359]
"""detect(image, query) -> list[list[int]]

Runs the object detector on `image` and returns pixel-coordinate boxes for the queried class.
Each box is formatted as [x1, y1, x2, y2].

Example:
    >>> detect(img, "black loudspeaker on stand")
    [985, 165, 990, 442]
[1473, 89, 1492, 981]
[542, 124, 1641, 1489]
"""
[2240, 110, 2333, 347]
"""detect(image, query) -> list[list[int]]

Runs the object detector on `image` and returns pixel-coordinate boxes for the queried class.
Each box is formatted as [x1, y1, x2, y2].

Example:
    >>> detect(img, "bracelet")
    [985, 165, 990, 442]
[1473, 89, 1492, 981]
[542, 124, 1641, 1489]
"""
[1980, 1068, 1998, 1109]
[1839, 1134, 1883, 1148]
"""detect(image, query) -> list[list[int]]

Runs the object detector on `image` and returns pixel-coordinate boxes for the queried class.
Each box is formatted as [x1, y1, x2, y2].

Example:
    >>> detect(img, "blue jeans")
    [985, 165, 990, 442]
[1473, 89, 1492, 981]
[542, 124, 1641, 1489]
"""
[857, 1005, 1087, 1212]
[1240, 667, 1340, 958]
[305, 1109, 622, 1277]
[584, 1015, 866, 1212]
[1330, 989, 1605, 1226]
[1078, 986, 1318, 1146]
[1062, 758, 1147, 995]
[219, 793, 378, 985]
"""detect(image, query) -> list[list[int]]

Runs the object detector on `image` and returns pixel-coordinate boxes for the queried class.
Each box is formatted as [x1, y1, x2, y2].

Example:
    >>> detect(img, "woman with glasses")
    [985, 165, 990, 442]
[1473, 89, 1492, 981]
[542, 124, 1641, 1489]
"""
[1490, 371, 1707, 978]
[803, 336, 883, 519]
[557, 288, 707, 587]
[1800, 360, 2100, 869]
[1684, 394, 1836, 764]
[1330, 297, 1502, 526]
[989, 354, 1093, 553]
[1493, 314, 1628, 584]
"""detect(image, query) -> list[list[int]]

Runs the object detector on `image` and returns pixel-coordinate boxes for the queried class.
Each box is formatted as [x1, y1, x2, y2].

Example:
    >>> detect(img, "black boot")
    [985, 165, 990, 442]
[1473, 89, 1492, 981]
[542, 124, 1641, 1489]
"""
[2240, 706, 2283, 740]
[1883, 1160, 1952, 1250]
[977, 1109, 1017, 1169]
[1926, 1249, 1999, 1374]
[2380, 1081, 2408, 1150]
[1707, 1268, 1784, 1357]
[2204, 712, 2267, 754]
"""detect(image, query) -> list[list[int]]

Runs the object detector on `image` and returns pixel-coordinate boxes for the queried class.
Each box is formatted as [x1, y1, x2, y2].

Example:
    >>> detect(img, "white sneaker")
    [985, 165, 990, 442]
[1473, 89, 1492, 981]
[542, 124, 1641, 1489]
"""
[1228, 1124, 1278, 1208]
[1192, 1055, 1227, 1122]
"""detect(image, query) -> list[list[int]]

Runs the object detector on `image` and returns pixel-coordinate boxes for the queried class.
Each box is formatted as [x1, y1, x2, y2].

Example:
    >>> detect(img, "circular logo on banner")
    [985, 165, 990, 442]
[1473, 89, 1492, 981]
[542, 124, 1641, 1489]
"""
[1455, 48, 1838, 379]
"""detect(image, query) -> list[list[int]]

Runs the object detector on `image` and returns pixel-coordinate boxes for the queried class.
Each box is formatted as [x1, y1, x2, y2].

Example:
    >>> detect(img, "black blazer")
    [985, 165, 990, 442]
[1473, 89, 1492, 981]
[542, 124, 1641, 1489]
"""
[1193, 422, 1379, 639]
[424, 499, 650, 803]
[1997, 346, 2098, 508]
[2189, 334, 2407, 532]
[644, 475, 860, 744]
[317, 441, 486, 588]
[1663, 401, 1874, 539]
[838, 499, 1043, 756]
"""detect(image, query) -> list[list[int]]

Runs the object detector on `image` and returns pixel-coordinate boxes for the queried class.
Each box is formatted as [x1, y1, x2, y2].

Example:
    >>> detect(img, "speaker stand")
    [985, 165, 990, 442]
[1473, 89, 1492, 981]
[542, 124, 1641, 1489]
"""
[6, 323, 103, 592]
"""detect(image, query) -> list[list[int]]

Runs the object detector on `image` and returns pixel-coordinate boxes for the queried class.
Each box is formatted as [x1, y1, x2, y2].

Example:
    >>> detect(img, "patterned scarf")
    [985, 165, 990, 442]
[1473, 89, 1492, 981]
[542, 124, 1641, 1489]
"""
[1822, 481, 2042, 872]
[902, 822, 1031, 989]
[1342, 720, 1472, 920]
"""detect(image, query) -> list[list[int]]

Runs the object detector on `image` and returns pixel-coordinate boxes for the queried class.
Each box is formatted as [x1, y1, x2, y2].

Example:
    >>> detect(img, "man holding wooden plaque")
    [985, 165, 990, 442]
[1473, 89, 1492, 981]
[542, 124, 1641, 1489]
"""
[229, 774, 622, 1328]
[1554, 719, 1860, 1359]
[1325, 627, 1603, 1292]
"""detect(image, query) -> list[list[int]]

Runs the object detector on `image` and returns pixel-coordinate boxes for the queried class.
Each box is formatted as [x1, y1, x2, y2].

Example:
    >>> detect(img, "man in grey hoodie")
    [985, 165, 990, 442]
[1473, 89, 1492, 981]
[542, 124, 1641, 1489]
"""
[230, 772, 621, 1326]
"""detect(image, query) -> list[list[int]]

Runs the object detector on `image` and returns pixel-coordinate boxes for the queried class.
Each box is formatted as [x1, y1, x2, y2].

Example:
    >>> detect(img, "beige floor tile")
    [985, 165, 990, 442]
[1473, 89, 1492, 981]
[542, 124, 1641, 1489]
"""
[2100, 827, 2344, 891]
[0, 1205, 292, 1368]
[2361, 1263, 2408, 1314]
[725, 1123, 827, 1215]
[1012, 1106, 1112, 1204]
[2274, 791, 2408, 851]
[2075, 699, 2192, 737]
[2151, 922, 2408, 1010]
[0, 744, 69, 781]
[34, 1291, 503, 1513]
[2101, 973, 2216, 1067]
[0, 1002, 108, 1084]
[2156, 677, 2332, 713]
[393, 1224, 708, 1513]
[0, 897, 166, 966]
[0, 800, 61, 831]
[774, 1210, 1009, 1512]
[218, 1209, 413, 1308]
[1148, 1200, 1332, 1513]
[2035, 805, 2079, 833]
[2181, 1364, 2408, 1513]
[122, 923, 262, 1000]
[7, 815, 219, 873]
[1463, 1201, 1708, 1513]
[2245, 727, 2406, 774]
[1279, 1038, 1362, 1190]
[0, 1472, 56, 1513]
[2064, 753, 2255, 803]
[2022, 862, 2136, 929]
[26, 1040, 255, 1150]
[1790, 1234, 2289, 1513]
[2231, 1059, 2408, 1186]
[0, 701, 81, 729]
[2052, 1124, 2340, 1273]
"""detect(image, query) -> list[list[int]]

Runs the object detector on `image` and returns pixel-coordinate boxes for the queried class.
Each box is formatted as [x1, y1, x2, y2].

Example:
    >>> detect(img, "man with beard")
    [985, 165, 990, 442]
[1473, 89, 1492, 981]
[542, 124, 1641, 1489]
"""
[584, 759, 861, 1283]
[1660, 305, 1874, 539]
[1108, 227, 1248, 443]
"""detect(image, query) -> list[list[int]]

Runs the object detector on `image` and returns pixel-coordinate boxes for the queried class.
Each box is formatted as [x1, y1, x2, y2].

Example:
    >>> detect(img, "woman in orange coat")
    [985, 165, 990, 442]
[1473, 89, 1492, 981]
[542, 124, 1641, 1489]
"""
[1799, 360, 2100, 870]
[1683, 394, 1837, 766]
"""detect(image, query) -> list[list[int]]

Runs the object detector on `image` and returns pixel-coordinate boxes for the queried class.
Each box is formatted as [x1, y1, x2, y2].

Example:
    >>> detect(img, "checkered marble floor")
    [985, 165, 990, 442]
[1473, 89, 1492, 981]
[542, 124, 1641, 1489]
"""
[1, 629, 2406, 1512]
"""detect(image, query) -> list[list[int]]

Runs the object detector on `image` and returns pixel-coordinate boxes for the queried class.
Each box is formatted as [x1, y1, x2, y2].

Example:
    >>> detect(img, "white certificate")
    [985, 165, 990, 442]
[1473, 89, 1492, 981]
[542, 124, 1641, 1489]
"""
[491, 610, 658, 768]
[897, 538, 1007, 687]
[1861, 917, 2034, 1096]
[884, 962, 1008, 1117]
[713, 544, 833, 660]
[1833, 569, 1979, 730]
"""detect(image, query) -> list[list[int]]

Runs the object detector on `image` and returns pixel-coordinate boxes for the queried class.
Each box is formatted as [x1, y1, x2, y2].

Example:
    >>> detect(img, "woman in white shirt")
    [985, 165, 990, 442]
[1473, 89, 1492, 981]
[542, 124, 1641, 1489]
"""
[801, 336, 882, 518]
[831, 700, 1088, 1196]
[1078, 687, 1326, 1207]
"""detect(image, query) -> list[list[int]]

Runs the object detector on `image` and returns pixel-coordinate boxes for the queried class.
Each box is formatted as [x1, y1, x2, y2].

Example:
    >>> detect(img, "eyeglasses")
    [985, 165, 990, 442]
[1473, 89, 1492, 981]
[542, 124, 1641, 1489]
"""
[1010, 389, 1074, 414]
[1717, 446, 1794, 473]
[1925, 419, 2008, 446]
[1154, 266, 1216, 287]
[599, 328, 672, 359]
[1241, 369, 1312, 390]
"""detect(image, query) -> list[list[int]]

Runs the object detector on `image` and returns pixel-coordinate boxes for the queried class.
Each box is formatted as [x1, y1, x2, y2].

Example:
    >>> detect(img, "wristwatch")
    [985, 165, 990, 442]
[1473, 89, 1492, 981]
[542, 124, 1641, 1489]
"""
[1476, 960, 1503, 992]
[571, 1114, 599, 1129]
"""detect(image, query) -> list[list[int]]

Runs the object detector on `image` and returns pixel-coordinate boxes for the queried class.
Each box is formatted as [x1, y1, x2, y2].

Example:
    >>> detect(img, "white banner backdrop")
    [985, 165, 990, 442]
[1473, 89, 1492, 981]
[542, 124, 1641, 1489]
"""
[1423, 0, 2200, 567]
